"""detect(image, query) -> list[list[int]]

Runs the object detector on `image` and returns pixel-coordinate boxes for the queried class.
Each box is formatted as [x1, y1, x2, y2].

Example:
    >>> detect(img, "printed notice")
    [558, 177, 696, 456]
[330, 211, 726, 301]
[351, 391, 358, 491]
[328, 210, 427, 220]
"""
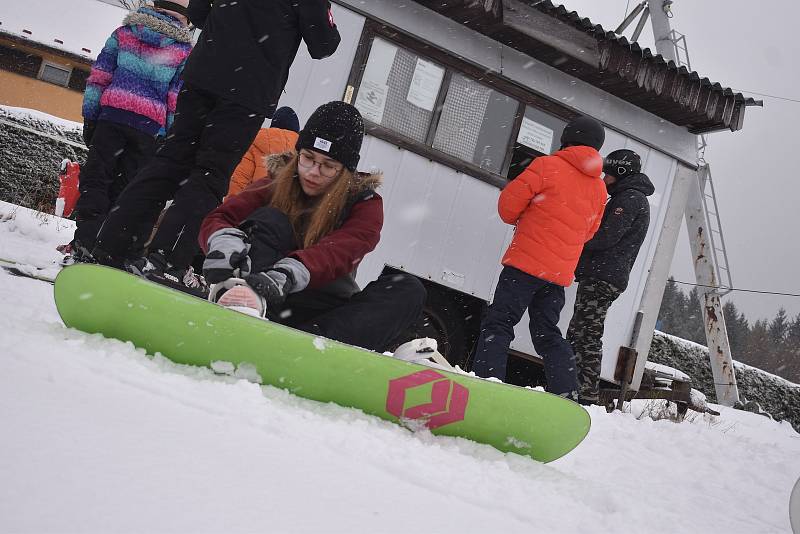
[354, 39, 397, 124]
[407, 58, 445, 111]
[355, 80, 388, 123]
[517, 117, 555, 154]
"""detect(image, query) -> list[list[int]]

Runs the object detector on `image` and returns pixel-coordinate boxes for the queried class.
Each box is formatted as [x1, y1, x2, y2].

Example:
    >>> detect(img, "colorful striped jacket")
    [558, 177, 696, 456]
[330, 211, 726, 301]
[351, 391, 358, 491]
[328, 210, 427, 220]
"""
[82, 8, 193, 137]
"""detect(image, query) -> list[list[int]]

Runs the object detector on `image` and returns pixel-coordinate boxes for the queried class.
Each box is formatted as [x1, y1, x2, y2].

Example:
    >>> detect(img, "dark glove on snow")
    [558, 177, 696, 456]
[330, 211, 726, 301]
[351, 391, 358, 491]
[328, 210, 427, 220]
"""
[203, 228, 252, 284]
[245, 258, 310, 309]
[82, 120, 97, 146]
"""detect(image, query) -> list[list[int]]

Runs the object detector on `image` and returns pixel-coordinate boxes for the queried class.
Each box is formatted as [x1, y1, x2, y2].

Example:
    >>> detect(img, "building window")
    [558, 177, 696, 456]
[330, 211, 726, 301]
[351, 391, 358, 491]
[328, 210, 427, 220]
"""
[39, 62, 72, 87]
[348, 23, 577, 186]
[507, 106, 567, 180]
[354, 38, 445, 144]
[432, 74, 519, 174]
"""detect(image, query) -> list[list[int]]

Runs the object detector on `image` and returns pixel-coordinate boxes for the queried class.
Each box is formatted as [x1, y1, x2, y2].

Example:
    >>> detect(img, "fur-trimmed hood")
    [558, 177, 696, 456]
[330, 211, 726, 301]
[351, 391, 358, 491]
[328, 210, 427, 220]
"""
[265, 151, 383, 193]
[124, 8, 192, 44]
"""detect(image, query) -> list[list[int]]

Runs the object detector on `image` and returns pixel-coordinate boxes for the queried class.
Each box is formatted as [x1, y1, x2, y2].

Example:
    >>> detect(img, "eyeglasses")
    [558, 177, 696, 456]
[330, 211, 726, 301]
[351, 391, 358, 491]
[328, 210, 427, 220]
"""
[298, 150, 343, 178]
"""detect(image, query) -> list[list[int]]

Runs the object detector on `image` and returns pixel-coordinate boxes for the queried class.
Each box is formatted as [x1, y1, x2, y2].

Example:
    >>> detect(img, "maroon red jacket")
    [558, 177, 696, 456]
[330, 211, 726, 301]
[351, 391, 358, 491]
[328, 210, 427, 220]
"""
[199, 154, 383, 290]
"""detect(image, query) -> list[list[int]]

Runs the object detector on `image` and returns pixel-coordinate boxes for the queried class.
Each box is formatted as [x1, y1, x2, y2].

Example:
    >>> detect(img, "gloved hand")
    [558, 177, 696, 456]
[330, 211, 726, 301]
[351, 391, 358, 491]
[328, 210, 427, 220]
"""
[82, 120, 97, 146]
[245, 257, 310, 309]
[203, 228, 251, 283]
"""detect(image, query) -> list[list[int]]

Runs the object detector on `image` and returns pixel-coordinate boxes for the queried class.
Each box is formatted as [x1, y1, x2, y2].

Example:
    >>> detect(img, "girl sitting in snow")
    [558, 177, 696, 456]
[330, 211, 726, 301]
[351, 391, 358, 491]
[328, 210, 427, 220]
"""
[70, 0, 193, 262]
[198, 101, 426, 353]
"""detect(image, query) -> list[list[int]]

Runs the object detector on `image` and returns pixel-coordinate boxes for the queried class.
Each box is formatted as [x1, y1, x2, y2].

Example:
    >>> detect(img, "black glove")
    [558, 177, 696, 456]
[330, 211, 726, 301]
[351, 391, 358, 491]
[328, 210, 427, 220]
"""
[203, 228, 251, 284]
[245, 258, 310, 309]
[82, 120, 97, 146]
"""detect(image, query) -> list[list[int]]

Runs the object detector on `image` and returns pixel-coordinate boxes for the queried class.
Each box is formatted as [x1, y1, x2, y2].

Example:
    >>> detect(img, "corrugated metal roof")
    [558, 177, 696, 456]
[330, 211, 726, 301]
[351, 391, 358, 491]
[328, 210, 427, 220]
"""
[413, 0, 760, 133]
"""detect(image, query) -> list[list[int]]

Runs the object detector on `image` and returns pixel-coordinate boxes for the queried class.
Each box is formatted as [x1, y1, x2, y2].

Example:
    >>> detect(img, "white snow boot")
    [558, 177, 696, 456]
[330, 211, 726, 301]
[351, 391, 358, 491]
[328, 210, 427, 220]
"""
[392, 338, 454, 371]
[209, 278, 267, 319]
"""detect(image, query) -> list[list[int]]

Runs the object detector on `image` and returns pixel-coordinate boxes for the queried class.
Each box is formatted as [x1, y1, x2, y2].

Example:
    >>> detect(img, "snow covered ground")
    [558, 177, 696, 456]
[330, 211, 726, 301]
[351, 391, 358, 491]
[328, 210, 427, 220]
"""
[1, 202, 799, 533]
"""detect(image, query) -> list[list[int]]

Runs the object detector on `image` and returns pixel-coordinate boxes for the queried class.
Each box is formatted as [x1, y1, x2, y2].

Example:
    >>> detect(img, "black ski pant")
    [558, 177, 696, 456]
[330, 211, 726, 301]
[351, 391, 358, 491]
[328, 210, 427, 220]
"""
[73, 120, 155, 250]
[93, 84, 265, 267]
[242, 207, 427, 353]
[471, 265, 578, 396]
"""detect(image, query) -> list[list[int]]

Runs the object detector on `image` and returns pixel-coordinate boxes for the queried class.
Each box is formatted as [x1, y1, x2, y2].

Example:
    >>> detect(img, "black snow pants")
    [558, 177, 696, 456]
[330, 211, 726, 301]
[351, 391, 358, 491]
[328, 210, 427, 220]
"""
[242, 207, 427, 353]
[471, 265, 578, 397]
[73, 120, 155, 250]
[93, 83, 265, 267]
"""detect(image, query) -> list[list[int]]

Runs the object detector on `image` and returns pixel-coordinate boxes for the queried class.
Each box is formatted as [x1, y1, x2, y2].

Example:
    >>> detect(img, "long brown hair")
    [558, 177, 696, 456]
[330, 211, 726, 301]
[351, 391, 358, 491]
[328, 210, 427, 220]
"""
[266, 153, 355, 248]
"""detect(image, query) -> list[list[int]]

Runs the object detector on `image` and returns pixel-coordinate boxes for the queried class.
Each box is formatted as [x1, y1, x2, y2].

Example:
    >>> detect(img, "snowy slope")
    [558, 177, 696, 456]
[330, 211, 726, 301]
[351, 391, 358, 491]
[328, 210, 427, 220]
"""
[1, 202, 799, 533]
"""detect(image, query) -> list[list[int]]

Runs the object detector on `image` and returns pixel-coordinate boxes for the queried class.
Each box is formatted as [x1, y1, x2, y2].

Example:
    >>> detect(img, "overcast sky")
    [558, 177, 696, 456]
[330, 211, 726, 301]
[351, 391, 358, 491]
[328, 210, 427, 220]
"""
[558, 0, 800, 322]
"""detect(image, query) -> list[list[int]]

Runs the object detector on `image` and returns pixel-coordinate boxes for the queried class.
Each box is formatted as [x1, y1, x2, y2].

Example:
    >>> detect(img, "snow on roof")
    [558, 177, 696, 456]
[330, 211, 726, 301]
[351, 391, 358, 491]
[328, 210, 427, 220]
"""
[0, 0, 127, 60]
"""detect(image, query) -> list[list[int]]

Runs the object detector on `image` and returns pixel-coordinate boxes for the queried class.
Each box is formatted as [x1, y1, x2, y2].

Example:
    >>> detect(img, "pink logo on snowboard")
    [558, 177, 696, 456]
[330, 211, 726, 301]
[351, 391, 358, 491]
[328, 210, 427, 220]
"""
[386, 369, 469, 429]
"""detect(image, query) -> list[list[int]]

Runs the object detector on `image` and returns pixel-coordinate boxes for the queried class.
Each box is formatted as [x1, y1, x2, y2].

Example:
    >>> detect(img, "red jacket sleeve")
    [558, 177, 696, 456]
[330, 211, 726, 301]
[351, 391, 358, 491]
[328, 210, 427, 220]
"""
[498, 158, 544, 224]
[290, 195, 383, 289]
[198, 178, 272, 251]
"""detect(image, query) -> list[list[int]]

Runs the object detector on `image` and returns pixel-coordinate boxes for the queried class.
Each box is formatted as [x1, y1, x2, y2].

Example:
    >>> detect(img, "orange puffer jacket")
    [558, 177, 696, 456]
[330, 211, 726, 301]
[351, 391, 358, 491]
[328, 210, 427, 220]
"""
[499, 145, 607, 287]
[227, 127, 299, 197]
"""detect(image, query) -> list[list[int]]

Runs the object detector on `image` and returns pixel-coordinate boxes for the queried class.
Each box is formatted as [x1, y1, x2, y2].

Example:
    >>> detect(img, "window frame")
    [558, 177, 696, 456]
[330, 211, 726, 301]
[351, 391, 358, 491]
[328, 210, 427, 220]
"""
[38, 60, 73, 87]
[345, 20, 578, 188]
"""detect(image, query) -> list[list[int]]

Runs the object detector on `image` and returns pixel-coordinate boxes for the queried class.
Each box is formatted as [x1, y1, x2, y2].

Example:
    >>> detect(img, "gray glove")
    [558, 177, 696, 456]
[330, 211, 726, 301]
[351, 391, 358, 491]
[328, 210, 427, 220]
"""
[245, 257, 310, 309]
[203, 228, 251, 284]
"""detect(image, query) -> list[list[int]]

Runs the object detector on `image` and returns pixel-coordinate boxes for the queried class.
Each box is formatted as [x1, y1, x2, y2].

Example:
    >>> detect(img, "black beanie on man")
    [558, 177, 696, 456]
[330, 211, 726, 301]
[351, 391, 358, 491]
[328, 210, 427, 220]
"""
[603, 149, 642, 178]
[295, 101, 364, 171]
[560, 115, 605, 151]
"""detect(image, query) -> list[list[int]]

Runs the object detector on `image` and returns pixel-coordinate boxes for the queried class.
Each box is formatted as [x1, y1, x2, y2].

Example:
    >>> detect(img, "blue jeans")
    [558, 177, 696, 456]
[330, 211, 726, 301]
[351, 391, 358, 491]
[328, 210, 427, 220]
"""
[472, 266, 578, 396]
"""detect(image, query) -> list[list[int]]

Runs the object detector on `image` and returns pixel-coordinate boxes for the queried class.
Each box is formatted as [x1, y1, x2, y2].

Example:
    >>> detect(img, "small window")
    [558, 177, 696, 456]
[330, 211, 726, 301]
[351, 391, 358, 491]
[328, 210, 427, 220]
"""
[348, 26, 576, 185]
[507, 106, 567, 180]
[354, 37, 445, 143]
[432, 74, 519, 174]
[39, 62, 72, 87]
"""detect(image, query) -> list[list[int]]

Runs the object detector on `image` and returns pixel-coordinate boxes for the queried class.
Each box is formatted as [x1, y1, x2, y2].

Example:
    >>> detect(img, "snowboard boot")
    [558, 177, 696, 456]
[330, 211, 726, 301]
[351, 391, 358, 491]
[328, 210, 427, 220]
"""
[125, 252, 209, 299]
[392, 338, 454, 371]
[60, 240, 97, 266]
[209, 278, 267, 319]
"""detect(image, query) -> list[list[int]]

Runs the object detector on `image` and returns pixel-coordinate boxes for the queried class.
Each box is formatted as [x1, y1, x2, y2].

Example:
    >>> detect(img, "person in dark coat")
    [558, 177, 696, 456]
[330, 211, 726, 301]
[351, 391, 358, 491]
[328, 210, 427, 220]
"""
[567, 148, 655, 405]
[91, 0, 341, 289]
[200, 102, 426, 352]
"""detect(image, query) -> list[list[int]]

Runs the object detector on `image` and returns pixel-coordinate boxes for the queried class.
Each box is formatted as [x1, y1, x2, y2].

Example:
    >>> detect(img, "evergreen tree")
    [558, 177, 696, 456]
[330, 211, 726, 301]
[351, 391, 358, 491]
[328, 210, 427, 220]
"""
[743, 319, 770, 368]
[657, 277, 684, 334]
[685, 287, 706, 344]
[784, 314, 800, 383]
[722, 300, 748, 358]
[768, 308, 789, 345]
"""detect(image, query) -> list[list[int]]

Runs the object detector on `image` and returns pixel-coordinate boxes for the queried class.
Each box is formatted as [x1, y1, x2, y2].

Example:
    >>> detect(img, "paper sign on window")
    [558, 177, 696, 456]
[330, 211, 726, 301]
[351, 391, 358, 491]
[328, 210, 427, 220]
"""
[355, 80, 389, 123]
[517, 117, 555, 154]
[407, 58, 444, 111]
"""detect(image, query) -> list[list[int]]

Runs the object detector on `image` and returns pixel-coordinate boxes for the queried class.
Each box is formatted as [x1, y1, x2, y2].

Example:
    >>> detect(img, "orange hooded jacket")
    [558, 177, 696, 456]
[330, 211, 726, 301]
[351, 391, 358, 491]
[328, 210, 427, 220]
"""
[227, 127, 299, 197]
[499, 145, 607, 287]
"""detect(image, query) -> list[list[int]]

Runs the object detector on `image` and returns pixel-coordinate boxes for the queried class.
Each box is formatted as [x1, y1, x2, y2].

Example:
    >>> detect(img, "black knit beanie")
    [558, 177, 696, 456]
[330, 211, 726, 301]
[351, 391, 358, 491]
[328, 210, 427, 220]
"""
[270, 106, 300, 133]
[295, 101, 364, 171]
[560, 115, 605, 151]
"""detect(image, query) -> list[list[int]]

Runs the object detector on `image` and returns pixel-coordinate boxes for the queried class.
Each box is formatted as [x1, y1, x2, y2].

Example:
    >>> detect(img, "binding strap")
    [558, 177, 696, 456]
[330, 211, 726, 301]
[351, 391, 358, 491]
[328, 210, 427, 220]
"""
[154, 0, 188, 17]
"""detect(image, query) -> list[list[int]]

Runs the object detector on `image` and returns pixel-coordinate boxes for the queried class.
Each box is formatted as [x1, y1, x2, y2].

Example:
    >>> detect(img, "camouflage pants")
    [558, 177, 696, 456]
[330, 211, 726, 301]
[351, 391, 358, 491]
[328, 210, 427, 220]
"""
[567, 279, 621, 403]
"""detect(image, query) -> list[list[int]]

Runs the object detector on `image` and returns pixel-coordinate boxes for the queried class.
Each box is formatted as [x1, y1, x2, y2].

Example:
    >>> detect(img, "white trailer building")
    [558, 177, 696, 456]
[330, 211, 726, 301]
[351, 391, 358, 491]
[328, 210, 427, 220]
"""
[275, 1, 757, 401]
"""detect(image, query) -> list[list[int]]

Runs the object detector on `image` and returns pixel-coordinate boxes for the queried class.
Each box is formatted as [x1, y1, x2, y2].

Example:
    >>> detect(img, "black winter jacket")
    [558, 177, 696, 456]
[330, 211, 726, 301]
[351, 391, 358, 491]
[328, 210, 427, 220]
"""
[184, 0, 340, 115]
[575, 172, 655, 291]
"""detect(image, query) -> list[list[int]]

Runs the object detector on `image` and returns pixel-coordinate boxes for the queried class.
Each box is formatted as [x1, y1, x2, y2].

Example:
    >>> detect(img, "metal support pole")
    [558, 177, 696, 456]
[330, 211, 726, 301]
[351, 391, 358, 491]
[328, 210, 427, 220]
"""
[684, 166, 740, 405]
[629, 163, 695, 390]
[615, 1, 648, 35]
[650, 0, 678, 61]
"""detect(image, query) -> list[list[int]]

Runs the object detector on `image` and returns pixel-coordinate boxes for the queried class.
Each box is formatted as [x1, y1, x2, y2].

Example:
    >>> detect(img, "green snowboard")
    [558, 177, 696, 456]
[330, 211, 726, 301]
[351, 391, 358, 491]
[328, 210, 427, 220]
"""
[54, 263, 590, 462]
